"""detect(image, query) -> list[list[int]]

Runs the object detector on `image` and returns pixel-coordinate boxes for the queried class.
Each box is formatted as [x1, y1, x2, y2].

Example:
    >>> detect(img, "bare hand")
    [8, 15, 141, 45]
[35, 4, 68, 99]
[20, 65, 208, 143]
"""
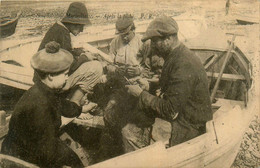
[77, 113, 93, 120]
[125, 85, 143, 97]
[80, 52, 97, 61]
[137, 78, 150, 91]
[126, 66, 141, 77]
[106, 64, 117, 74]
[82, 102, 98, 113]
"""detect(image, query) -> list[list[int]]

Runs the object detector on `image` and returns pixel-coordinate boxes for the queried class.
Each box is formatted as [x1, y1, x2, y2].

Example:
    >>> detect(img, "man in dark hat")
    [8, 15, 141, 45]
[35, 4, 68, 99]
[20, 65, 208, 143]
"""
[38, 2, 103, 107]
[125, 16, 212, 148]
[1, 41, 92, 168]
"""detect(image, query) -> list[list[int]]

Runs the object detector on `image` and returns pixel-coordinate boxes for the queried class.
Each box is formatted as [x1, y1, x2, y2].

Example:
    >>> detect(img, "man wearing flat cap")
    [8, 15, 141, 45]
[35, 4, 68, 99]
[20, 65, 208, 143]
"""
[125, 16, 212, 148]
[38, 2, 103, 107]
[1, 41, 93, 168]
[98, 14, 155, 161]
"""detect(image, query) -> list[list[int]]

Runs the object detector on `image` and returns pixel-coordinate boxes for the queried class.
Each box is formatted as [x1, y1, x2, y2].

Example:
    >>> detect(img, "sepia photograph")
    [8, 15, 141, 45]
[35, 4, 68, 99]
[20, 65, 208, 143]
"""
[0, 0, 259, 167]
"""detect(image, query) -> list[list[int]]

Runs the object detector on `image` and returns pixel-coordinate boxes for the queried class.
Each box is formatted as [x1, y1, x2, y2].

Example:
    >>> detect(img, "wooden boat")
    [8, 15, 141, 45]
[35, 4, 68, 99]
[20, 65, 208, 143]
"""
[0, 19, 256, 167]
[0, 12, 21, 38]
[236, 15, 259, 25]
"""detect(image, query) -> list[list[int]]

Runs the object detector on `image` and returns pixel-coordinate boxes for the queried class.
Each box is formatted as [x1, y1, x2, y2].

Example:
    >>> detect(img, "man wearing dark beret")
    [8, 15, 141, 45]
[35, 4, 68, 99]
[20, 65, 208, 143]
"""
[125, 16, 212, 148]
[37, 2, 103, 107]
[1, 42, 92, 168]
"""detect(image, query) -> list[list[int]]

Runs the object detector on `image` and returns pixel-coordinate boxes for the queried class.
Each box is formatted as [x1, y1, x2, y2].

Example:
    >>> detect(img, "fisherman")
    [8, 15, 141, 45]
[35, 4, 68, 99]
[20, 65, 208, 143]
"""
[97, 14, 156, 161]
[35, 2, 105, 161]
[37, 2, 103, 107]
[1, 41, 91, 168]
[125, 16, 213, 148]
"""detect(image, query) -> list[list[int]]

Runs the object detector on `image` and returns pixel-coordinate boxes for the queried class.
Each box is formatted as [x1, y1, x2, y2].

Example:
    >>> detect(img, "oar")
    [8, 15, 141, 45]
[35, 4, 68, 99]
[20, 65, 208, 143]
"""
[210, 34, 237, 102]
[81, 42, 113, 64]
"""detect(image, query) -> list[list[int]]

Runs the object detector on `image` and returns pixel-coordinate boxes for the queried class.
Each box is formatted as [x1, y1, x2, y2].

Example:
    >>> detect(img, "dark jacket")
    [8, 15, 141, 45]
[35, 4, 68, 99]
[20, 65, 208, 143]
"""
[38, 22, 88, 74]
[138, 43, 212, 146]
[1, 81, 82, 167]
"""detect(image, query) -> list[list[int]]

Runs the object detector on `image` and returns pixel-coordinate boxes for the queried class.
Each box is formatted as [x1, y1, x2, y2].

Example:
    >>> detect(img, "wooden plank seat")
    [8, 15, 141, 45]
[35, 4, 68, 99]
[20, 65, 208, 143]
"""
[206, 72, 245, 81]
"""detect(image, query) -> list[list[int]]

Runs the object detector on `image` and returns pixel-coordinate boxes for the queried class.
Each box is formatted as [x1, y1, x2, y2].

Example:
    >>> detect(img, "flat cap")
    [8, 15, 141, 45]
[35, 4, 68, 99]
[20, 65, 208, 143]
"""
[142, 16, 178, 42]
[61, 2, 91, 25]
[115, 14, 134, 35]
[31, 41, 73, 73]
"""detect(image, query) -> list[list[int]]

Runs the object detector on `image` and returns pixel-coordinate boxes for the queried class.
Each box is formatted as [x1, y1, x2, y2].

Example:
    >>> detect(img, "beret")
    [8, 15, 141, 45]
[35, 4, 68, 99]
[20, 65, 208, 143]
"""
[142, 16, 178, 42]
[61, 2, 91, 25]
[31, 41, 73, 73]
[115, 14, 134, 35]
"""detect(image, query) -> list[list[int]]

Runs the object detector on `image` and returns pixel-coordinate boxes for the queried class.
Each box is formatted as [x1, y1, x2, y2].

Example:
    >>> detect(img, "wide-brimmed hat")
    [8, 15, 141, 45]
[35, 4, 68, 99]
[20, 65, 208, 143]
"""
[142, 16, 178, 42]
[61, 2, 91, 25]
[31, 41, 73, 73]
[115, 14, 134, 35]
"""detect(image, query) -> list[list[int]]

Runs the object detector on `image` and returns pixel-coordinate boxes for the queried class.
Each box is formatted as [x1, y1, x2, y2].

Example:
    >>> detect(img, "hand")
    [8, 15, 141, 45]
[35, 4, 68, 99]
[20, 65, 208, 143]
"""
[82, 102, 98, 113]
[126, 66, 141, 77]
[137, 78, 149, 91]
[73, 47, 85, 56]
[125, 85, 143, 97]
[77, 113, 93, 120]
[106, 64, 117, 74]
[80, 51, 97, 61]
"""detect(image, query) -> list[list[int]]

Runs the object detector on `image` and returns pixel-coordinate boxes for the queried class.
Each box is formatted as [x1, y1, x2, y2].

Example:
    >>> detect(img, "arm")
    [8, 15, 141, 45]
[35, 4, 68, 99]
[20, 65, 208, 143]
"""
[138, 66, 193, 121]
[29, 106, 62, 165]
[109, 39, 117, 63]
[58, 97, 82, 118]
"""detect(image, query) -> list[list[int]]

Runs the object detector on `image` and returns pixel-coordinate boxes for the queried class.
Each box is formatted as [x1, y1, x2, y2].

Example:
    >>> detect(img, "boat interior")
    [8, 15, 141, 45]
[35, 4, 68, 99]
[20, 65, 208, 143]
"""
[0, 27, 254, 167]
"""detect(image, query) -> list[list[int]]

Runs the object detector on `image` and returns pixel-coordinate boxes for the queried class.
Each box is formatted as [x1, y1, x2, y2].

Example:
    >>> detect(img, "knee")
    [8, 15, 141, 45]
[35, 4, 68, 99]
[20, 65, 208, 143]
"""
[78, 61, 103, 77]
[87, 61, 103, 75]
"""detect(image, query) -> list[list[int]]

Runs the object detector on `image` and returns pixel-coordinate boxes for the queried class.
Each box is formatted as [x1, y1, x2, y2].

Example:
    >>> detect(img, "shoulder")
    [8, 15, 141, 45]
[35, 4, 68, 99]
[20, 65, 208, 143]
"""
[44, 22, 69, 39]
[49, 22, 68, 32]
[17, 85, 48, 110]
[111, 35, 121, 44]
[133, 34, 143, 45]
[110, 36, 122, 50]
[168, 45, 204, 78]
[177, 44, 202, 67]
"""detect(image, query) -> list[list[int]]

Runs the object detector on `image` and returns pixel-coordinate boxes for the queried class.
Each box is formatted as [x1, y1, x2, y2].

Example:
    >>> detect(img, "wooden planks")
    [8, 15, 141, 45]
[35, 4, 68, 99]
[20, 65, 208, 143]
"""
[206, 72, 245, 81]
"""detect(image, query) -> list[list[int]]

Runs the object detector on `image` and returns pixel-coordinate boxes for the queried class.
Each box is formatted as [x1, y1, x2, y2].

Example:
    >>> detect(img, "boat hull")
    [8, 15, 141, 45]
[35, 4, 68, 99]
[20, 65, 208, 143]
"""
[0, 20, 254, 167]
[0, 17, 19, 38]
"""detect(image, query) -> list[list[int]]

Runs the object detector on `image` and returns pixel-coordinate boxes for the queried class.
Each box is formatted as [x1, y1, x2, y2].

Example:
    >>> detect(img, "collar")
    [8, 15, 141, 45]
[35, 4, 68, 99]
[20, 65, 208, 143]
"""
[120, 33, 139, 47]
[35, 80, 60, 98]
[164, 42, 183, 62]
[57, 21, 69, 32]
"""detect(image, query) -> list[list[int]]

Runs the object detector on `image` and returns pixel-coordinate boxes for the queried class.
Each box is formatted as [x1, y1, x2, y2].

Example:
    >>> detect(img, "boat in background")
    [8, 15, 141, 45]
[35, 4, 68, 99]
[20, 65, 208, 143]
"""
[0, 12, 21, 38]
[235, 15, 259, 25]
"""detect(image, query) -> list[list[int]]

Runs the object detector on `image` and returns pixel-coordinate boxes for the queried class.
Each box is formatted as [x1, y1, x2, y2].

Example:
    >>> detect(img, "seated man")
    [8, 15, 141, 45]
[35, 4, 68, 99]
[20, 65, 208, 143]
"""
[1, 42, 91, 168]
[37, 2, 103, 106]
[97, 14, 155, 162]
[125, 16, 213, 148]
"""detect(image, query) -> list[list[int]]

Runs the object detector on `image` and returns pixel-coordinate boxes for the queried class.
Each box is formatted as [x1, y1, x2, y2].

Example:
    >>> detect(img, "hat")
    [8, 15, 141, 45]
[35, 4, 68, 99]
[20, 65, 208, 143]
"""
[31, 41, 73, 73]
[115, 14, 134, 35]
[61, 2, 91, 25]
[142, 16, 178, 42]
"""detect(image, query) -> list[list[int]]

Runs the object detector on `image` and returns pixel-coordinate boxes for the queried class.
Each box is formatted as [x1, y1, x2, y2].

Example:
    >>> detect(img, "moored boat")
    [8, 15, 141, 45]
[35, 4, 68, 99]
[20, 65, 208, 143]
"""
[0, 18, 256, 167]
[0, 12, 21, 38]
[235, 15, 259, 25]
